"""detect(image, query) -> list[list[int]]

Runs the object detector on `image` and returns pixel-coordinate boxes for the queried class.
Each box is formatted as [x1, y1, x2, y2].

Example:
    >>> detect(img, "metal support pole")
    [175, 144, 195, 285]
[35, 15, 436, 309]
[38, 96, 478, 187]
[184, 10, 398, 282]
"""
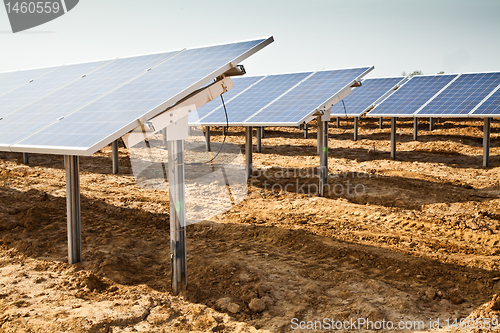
[379, 117, 383, 129]
[65, 155, 82, 264]
[336, 117, 340, 128]
[245, 127, 253, 179]
[205, 126, 211, 152]
[317, 117, 323, 155]
[112, 140, 119, 174]
[23, 153, 29, 165]
[261, 127, 265, 139]
[163, 128, 167, 144]
[391, 117, 397, 160]
[222, 126, 227, 136]
[354, 117, 359, 141]
[319, 121, 328, 197]
[484, 117, 491, 167]
[167, 140, 187, 296]
[429, 117, 434, 131]
[413, 118, 418, 141]
[256, 127, 262, 153]
[304, 123, 309, 139]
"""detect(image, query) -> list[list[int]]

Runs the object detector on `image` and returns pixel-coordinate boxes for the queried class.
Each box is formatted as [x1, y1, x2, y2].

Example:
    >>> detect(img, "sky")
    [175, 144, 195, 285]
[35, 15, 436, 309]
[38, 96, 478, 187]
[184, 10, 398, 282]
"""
[0, 0, 499, 78]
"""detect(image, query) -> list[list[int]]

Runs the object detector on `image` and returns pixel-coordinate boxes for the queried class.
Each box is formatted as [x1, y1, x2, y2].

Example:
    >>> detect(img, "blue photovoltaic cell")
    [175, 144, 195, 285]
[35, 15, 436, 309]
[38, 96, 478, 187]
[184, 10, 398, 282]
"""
[14, 39, 269, 151]
[0, 51, 179, 147]
[367, 74, 458, 116]
[0, 61, 110, 118]
[245, 68, 371, 125]
[190, 75, 265, 124]
[415, 72, 500, 116]
[196, 72, 311, 125]
[470, 87, 500, 116]
[0, 66, 58, 98]
[330, 77, 405, 116]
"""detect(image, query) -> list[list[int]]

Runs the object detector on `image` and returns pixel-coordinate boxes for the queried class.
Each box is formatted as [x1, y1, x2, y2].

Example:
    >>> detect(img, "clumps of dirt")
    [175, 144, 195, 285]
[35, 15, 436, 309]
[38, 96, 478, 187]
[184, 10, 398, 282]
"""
[0, 119, 499, 332]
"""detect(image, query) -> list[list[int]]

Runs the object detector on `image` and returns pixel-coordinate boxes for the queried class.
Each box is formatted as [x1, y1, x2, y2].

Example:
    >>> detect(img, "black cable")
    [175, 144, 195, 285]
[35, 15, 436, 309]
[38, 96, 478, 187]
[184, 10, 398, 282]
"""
[187, 93, 229, 165]
[339, 99, 349, 135]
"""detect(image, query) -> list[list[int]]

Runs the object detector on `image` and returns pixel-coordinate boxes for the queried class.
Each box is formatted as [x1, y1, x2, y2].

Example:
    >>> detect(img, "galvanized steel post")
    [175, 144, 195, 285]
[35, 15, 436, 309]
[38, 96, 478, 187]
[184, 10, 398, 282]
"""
[354, 117, 359, 141]
[205, 126, 211, 152]
[112, 140, 119, 174]
[65, 155, 82, 264]
[256, 127, 262, 153]
[413, 118, 418, 141]
[391, 117, 397, 160]
[484, 117, 491, 167]
[167, 140, 187, 296]
[319, 120, 328, 197]
[245, 127, 253, 179]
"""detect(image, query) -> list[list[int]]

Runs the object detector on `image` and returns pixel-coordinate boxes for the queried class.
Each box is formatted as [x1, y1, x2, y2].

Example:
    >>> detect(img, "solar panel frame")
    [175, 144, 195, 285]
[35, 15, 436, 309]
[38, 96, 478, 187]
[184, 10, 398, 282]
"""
[414, 71, 500, 117]
[8, 37, 274, 155]
[243, 66, 374, 127]
[329, 76, 407, 117]
[366, 73, 459, 117]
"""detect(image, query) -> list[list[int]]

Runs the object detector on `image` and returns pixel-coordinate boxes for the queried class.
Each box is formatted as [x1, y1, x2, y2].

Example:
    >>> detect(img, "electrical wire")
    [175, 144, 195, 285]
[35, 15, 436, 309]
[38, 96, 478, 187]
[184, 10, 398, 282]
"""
[187, 93, 229, 165]
[338, 99, 349, 135]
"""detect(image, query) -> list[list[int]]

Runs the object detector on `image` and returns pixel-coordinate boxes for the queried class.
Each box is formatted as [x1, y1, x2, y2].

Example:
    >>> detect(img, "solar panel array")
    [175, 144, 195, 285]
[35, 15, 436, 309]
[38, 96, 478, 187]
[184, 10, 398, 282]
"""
[367, 74, 458, 116]
[192, 67, 374, 127]
[199, 72, 312, 125]
[329, 76, 406, 117]
[0, 37, 273, 155]
[416, 72, 500, 116]
[367, 72, 500, 118]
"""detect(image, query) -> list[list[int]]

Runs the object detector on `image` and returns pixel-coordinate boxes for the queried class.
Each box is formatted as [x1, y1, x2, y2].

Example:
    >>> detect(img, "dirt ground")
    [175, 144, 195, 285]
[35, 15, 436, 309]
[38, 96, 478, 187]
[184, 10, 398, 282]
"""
[0, 117, 499, 332]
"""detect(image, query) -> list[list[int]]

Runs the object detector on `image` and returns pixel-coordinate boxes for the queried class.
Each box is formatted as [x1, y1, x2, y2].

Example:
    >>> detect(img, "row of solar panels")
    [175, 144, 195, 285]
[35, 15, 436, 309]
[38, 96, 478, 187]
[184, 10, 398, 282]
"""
[1, 36, 498, 158]
[193, 71, 500, 128]
[0, 38, 273, 155]
[190, 67, 374, 127]
[367, 72, 500, 117]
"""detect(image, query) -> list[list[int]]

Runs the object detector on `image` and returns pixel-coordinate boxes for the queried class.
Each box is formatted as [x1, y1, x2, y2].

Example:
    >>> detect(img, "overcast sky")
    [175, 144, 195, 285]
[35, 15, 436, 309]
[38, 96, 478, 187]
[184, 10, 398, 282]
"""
[0, 0, 499, 78]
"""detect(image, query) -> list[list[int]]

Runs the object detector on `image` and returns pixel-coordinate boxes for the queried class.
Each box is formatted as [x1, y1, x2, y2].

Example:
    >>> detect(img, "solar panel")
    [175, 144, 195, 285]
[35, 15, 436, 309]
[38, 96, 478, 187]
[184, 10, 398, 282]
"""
[415, 72, 500, 116]
[330, 77, 406, 117]
[197, 72, 312, 125]
[367, 74, 458, 117]
[190, 75, 266, 124]
[0, 71, 16, 81]
[9, 38, 273, 154]
[244, 67, 373, 126]
[0, 52, 181, 148]
[0, 66, 59, 98]
[0, 61, 111, 118]
[469, 85, 500, 116]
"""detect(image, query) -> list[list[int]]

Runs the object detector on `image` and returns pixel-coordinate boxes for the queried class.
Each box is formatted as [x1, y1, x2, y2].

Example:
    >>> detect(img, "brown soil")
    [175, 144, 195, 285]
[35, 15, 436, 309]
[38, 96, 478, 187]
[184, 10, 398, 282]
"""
[0, 117, 499, 332]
